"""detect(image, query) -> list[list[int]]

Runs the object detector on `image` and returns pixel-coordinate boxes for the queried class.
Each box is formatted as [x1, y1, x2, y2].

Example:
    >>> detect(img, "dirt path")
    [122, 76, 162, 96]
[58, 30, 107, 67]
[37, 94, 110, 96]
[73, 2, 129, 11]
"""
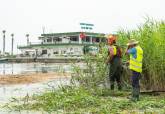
[0, 72, 71, 85]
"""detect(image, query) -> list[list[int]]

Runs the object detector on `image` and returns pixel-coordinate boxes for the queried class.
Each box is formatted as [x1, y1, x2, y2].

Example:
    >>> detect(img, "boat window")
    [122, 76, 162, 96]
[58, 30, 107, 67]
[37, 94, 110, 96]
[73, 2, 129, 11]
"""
[54, 51, 58, 54]
[86, 36, 90, 42]
[42, 50, 47, 54]
[47, 38, 52, 42]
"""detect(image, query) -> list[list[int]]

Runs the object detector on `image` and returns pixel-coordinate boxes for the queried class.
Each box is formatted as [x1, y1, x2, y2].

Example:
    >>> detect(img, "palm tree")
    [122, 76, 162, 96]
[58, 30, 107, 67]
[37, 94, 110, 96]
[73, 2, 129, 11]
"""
[11, 33, 14, 56]
[2, 30, 6, 55]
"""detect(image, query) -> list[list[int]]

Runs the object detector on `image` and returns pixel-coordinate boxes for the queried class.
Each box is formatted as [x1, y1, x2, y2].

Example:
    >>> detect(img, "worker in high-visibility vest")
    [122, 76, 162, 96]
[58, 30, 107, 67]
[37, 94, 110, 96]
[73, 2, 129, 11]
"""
[126, 39, 143, 101]
[106, 35, 122, 90]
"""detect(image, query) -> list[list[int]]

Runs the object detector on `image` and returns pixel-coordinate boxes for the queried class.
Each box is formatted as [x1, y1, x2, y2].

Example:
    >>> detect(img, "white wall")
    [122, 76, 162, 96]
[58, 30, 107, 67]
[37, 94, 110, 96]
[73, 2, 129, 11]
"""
[19, 45, 84, 58]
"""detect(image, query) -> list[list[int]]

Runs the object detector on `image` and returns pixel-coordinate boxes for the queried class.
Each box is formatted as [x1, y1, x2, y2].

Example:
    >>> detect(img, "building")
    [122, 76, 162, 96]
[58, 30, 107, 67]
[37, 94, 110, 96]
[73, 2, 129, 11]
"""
[18, 32, 106, 58]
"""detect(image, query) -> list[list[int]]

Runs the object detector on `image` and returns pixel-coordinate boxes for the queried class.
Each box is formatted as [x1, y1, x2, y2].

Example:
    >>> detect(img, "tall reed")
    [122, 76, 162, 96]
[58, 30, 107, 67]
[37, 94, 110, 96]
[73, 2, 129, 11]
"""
[117, 18, 165, 91]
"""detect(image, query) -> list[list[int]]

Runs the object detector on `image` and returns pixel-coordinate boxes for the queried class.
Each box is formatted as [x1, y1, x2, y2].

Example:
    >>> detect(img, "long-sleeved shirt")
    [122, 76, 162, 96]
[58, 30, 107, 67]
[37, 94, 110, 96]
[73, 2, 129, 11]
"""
[127, 47, 137, 59]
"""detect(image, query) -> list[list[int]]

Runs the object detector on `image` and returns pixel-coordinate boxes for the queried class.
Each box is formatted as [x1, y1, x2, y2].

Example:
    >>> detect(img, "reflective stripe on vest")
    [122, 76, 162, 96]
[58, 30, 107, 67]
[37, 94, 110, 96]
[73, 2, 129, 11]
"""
[108, 45, 117, 56]
[129, 46, 143, 73]
[112, 46, 117, 55]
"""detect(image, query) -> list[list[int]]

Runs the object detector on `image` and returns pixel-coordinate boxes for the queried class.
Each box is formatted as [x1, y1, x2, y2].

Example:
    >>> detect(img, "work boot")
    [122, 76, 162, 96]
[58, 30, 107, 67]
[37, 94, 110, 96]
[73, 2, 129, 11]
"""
[134, 87, 140, 101]
[129, 87, 140, 102]
[110, 84, 114, 90]
[127, 89, 134, 99]
[117, 83, 122, 91]
[128, 87, 138, 102]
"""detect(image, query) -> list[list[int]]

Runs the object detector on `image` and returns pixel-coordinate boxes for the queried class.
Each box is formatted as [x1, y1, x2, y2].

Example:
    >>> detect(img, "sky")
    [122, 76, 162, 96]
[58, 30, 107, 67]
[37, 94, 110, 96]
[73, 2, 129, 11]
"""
[0, 0, 164, 54]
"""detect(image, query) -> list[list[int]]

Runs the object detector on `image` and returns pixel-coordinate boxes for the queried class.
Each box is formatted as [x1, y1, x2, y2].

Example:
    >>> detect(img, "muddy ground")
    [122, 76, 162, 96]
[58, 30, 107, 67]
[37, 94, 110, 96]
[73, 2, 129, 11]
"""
[0, 72, 71, 85]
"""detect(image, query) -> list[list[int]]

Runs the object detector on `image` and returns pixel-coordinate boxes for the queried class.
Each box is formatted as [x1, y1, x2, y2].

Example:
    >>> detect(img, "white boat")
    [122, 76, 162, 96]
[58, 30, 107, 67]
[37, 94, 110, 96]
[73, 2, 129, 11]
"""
[0, 58, 8, 63]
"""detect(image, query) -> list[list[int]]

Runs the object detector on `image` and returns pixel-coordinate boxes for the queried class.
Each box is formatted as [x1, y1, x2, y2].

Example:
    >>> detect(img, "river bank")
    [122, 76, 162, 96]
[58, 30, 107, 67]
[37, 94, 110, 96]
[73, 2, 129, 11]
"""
[6, 57, 84, 63]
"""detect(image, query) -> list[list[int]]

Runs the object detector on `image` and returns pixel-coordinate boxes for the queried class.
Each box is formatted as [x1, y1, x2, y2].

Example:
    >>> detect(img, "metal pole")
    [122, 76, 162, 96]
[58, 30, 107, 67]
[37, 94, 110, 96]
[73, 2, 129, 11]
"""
[11, 33, 14, 56]
[2, 30, 6, 55]
[26, 34, 29, 45]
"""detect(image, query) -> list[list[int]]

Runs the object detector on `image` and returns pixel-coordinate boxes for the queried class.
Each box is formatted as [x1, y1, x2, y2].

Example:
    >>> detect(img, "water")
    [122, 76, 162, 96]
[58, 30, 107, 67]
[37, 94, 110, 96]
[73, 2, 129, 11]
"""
[0, 63, 82, 113]
[0, 63, 80, 75]
[0, 62, 77, 103]
[0, 76, 71, 114]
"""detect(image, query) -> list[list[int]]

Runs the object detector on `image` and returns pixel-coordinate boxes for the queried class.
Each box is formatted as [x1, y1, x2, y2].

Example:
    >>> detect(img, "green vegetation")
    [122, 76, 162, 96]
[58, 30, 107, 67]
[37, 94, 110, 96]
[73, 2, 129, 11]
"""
[4, 19, 165, 113]
[117, 18, 165, 91]
[5, 87, 165, 113]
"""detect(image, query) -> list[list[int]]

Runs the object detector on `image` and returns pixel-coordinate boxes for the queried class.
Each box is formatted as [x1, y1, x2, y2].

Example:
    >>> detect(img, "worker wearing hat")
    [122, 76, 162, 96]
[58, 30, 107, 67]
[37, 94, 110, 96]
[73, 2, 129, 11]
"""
[106, 35, 122, 90]
[126, 39, 143, 101]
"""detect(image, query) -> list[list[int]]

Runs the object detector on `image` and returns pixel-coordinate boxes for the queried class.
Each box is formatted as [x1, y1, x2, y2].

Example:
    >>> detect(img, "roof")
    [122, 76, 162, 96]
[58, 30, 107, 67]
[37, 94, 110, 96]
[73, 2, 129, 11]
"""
[39, 32, 105, 39]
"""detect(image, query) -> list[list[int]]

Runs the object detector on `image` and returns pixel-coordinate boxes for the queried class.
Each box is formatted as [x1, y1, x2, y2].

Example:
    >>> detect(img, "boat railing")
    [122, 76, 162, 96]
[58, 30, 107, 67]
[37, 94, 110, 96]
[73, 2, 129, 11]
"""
[17, 41, 100, 48]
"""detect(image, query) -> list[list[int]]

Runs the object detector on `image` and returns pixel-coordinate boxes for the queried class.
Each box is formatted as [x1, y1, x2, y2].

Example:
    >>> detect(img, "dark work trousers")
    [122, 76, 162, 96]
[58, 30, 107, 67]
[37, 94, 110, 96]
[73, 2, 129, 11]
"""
[131, 70, 141, 99]
[109, 57, 122, 90]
